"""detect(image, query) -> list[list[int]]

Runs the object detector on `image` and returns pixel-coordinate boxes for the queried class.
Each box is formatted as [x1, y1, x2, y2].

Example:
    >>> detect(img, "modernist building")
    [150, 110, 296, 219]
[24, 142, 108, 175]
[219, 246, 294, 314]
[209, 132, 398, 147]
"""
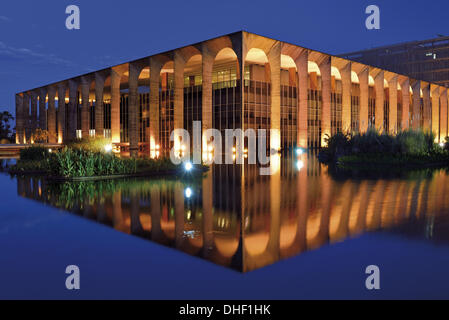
[340, 36, 449, 87]
[15, 31, 449, 156]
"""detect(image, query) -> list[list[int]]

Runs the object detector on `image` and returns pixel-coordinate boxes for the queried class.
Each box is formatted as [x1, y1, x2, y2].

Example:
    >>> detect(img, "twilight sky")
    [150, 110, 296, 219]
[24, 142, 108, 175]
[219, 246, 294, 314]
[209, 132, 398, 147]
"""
[1, 0, 448, 116]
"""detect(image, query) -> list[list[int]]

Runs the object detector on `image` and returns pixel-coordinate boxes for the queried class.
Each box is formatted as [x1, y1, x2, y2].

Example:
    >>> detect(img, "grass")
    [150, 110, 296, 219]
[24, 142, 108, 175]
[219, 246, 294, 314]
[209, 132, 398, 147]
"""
[10, 145, 207, 179]
[319, 128, 449, 169]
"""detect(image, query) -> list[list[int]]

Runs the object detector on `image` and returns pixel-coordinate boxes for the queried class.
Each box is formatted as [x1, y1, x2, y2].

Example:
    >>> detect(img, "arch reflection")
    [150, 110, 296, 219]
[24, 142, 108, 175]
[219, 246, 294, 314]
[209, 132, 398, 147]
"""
[15, 156, 449, 272]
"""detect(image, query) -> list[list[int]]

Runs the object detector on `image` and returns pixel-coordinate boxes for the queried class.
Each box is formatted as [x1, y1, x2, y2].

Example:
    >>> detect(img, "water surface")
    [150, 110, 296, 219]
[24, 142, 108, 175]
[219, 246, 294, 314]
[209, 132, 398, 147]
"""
[2, 155, 449, 298]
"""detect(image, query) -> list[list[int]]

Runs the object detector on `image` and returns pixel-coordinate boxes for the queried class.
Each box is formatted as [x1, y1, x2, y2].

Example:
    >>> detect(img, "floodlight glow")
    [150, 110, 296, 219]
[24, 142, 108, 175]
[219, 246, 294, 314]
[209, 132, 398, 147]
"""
[296, 160, 304, 171]
[296, 148, 304, 155]
[104, 144, 113, 152]
[185, 187, 193, 198]
[184, 161, 193, 171]
[439, 142, 445, 147]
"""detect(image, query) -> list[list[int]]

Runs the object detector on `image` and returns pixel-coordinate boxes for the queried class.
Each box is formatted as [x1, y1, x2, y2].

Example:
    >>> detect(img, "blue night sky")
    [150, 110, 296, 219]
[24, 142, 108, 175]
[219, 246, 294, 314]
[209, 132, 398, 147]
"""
[1, 0, 448, 116]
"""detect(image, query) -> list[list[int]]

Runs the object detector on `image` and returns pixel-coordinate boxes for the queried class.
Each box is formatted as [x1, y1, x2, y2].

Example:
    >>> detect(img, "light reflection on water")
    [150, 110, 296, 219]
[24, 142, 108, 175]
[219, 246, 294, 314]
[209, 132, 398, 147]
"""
[11, 154, 449, 272]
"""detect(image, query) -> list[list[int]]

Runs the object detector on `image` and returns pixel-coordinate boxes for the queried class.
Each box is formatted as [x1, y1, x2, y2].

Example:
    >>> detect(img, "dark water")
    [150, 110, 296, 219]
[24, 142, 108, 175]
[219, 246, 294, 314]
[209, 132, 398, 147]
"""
[2, 155, 449, 298]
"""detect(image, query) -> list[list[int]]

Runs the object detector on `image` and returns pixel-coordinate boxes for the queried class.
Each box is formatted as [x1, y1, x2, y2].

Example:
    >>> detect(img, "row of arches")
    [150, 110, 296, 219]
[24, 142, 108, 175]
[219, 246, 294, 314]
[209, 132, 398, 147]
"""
[16, 33, 449, 151]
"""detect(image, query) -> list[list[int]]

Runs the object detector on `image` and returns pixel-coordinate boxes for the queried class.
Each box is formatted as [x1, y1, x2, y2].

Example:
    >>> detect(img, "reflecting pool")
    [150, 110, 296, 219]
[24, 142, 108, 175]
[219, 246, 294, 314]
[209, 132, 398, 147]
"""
[9, 154, 449, 272]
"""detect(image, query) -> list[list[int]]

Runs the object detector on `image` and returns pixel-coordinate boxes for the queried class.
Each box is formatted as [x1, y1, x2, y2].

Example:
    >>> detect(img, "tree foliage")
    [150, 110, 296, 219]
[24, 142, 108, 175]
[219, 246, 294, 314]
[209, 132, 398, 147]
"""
[0, 111, 14, 142]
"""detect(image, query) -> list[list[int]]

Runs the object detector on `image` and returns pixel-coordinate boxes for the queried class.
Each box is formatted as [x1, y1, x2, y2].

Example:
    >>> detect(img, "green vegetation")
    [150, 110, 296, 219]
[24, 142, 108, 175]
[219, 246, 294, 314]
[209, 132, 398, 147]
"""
[319, 129, 449, 169]
[19, 145, 50, 161]
[46, 148, 139, 177]
[31, 129, 55, 144]
[11, 144, 207, 179]
[67, 136, 112, 153]
[0, 111, 14, 143]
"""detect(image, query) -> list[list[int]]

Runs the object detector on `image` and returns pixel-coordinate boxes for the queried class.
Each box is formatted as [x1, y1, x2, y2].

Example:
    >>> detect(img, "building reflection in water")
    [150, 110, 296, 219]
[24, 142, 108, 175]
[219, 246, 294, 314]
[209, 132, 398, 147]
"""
[16, 155, 449, 272]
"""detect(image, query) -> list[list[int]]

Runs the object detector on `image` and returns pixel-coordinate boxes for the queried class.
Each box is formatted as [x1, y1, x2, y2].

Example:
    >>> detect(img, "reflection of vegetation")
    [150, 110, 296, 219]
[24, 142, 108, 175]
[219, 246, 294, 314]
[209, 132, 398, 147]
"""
[319, 129, 449, 168]
[326, 161, 444, 180]
[46, 176, 203, 210]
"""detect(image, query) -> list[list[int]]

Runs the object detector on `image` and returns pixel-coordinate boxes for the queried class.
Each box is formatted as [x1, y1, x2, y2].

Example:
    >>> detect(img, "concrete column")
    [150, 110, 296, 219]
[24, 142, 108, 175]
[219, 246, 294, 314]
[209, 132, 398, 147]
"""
[128, 63, 140, 157]
[57, 84, 66, 143]
[149, 58, 162, 155]
[202, 44, 214, 155]
[412, 80, 421, 130]
[341, 63, 351, 133]
[110, 69, 121, 144]
[388, 76, 398, 133]
[30, 92, 38, 137]
[268, 42, 281, 151]
[295, 51, 308, 148]
[320, 57, 331, 145]
[95, 73, 105, 138]
[47, 87, 57, 143]
[401, 79, 410, 130]
[80, 79, 90, 138]
[22, 92, 30, 143]
[422, 83, 431, 131]
[374, 71, 384, 131]
[174, 51, 185, 153]
[38, 89, 46, 130]
[431, 85, 440, 141]
[441, 89, 448, 140]
[15, 94, 24, 144]
[358, 68, 369, 132]
[68, 80, 78, 140]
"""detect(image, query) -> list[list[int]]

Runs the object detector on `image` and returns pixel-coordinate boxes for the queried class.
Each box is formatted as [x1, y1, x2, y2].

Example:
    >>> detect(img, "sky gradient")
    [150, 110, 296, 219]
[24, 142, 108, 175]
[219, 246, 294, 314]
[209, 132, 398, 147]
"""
[1, 0, 448, 116]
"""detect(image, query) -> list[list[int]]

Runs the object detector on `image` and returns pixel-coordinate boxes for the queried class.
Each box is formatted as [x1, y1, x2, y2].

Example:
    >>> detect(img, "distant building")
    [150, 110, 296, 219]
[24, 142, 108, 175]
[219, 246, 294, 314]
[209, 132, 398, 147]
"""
[340, 36, 449, 88]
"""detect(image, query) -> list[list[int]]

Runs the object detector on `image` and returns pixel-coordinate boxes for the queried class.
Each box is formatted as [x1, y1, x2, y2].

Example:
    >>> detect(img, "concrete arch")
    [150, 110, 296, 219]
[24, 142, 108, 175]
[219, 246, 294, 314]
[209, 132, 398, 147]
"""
[183, 54, 202, 153]
[203, 46, 241, 158]
[331, 66, 341, 80]
[213, 47, 240, 77]
[244, 231, 270, 256]
[281, 44, 308, 147]
[242, 32, 277, 62]
[351, 71, 359, 83]
[307, 53, 330, 147]
[213, 212, 240, 258]
[244, 46, 273, 149]
[308, 61, 320, 76]
[279, 221, 297, 250]
[243, 34, 282, 151]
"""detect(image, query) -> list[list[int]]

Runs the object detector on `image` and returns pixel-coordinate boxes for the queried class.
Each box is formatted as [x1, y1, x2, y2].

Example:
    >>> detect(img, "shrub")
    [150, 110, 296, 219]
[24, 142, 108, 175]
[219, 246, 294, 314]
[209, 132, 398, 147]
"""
[320, 128, 441, 163]
[31, 129, 53, 144]
[47, 148, 139, 178]
[67, 137, 112, 153]
[20, 146, 50, 161]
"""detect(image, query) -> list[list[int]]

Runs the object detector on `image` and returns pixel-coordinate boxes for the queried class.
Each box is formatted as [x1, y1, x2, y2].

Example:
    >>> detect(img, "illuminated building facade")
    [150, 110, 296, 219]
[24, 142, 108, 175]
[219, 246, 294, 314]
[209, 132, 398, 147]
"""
[340, 36, 449, 88]
[15, 31, 449, 155]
